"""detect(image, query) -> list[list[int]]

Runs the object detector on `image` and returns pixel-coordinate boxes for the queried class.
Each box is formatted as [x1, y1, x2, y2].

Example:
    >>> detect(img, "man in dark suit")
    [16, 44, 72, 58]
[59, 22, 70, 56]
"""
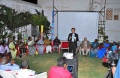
[68, 28, 79, 55]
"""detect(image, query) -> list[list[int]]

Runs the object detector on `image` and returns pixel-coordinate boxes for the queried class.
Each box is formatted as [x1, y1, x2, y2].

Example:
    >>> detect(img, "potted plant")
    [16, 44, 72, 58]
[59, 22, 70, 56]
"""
[98, 27, 108, 42]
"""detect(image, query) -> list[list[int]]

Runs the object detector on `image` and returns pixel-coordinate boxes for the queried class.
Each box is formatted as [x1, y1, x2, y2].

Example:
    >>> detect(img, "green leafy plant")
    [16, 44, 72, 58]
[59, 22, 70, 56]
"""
[31, 14, 50, 38]
[0, 5, 32, 30]
[98, 27, 108, 41]
[17, 33, 22, 39]
[0, 5, 51, 40]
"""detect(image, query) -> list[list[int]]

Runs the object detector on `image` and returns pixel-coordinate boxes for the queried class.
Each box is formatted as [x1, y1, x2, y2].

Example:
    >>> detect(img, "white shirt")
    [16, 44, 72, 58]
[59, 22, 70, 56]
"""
[37, 39, 44, 45]
[13, 69, 35, 78]
[72, 34, 75, 42]
[28, 40, 35, 46]
[84, 41, 87, 48]
[0, 45, 9, 53]
[0, 63, 20, 70]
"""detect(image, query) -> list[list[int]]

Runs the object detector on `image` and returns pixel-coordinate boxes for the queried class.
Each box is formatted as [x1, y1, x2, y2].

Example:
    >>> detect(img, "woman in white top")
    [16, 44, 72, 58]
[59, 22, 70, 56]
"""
[28, 36, 36, 56]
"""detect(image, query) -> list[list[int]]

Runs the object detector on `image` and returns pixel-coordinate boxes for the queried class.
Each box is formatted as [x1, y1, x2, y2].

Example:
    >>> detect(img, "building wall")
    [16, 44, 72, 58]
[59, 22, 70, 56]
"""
[38, 0, 120, 42]
[1, 0, 120, 42]
[105, 0, 120, 42]
[0, 0, 42, 13]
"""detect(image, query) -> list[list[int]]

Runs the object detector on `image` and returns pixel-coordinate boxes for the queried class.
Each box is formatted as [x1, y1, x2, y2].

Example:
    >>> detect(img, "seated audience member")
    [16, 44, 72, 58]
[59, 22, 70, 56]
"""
[44, 37, 52, 53]
[111, 42, 117, 52]
[0, 57, 20, 70]
[97, 40, 110, 58]
[36, 36, 44, 54]
[46, 45, 52, 53]
[53, 36, 61, 52]
[80, 37, 90, 56]
[28, 36, 36, 56]
[17, 38, 26, 58]
[9, 39, 17, 59]
[91, 39, 99, 57]
[13, 60, 35, 78]
[48, 57, 72, 78]
[0, 41, 12, 60]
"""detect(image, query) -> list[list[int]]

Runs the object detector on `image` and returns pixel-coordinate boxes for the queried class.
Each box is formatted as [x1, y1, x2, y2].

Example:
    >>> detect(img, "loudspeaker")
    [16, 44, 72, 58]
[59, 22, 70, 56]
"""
[31, 26, 38, 36]
[66, 55, 78, 78]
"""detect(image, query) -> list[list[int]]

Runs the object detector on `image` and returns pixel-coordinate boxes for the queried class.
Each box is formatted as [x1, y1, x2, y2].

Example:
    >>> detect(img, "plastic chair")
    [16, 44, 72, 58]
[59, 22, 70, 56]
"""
[60, 41, 69, 52]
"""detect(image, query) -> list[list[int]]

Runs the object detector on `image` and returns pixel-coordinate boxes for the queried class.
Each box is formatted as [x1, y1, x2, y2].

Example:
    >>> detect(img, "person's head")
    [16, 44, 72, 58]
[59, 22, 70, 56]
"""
[0, 57, 8, 65]
[84, 37, 87, 41]
[28, 36, 32, 41]
[71, 28, 75, 34]
[106, 40, 109, 43]
[10, 59, 15, 65]
[20, 60, 29, 69]
[55, 36, 58, 39]
[57, 57, 67, 68]
[38, 35, 42, 40]
[1, 41, 6, 47]
[113, 42, 116, 45]
[9, 38, 13, 43]
[94, 39, 98, 42]
[18, 38, 22, 42]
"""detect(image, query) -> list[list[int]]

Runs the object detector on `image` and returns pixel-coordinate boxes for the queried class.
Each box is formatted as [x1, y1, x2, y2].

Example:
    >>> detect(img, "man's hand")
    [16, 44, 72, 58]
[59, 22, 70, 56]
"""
[112, 67, 116, 76]
[69, 36, 71, 40]
[84, 47, 87, 50]
[13, 48, 15, 51]
[10, 60, 15, 65]
[4, 50, 7, 53]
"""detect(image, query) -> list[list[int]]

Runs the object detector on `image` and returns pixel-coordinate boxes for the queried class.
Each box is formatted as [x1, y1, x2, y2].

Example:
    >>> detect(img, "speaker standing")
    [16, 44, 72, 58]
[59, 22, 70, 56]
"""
[68, 28, 79, 55]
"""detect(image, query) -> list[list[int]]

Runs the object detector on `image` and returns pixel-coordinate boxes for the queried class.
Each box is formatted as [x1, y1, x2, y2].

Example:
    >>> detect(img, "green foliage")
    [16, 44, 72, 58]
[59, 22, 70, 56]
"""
[31, 14, 51, 38]
[0, 5, 32, 32]
[13, 12, 32, 29]
[0, 5, 51, 39]
[0, 32, 8, 40]
[8, 32, 13, 39]
[98, 27, 108, 41]
[103, 35, 108, 41]
[17, 33, 22, 39]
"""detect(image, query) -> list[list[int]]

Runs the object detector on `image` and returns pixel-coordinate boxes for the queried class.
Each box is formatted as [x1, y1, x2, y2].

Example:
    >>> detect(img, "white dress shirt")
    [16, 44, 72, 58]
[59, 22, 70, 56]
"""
[0, 45, 9, 53]
[0, 63, 20, 70]
[13, 69, 35, 78]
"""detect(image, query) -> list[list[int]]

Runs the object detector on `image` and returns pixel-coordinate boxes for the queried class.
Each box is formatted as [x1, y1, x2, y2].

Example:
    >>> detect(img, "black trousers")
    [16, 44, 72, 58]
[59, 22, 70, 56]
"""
[0, 75, 3, 78]
[20, 48, 26, 54]
[69, 42, 76, 55]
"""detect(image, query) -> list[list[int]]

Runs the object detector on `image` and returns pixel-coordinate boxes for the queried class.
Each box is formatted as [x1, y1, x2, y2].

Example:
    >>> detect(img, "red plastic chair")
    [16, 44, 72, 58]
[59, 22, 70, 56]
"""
[60, 41, 69, 52]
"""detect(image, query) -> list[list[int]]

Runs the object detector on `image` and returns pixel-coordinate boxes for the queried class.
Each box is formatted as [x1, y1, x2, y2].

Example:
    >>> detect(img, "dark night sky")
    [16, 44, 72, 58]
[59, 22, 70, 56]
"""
[22, 0, 37, 4]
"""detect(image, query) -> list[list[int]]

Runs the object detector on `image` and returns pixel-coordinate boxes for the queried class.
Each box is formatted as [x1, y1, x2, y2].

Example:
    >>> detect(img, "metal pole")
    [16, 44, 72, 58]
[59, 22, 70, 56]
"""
[51, 0, 55, 52]
[57, 12, 58, 36]
[53, 0, 54, 11]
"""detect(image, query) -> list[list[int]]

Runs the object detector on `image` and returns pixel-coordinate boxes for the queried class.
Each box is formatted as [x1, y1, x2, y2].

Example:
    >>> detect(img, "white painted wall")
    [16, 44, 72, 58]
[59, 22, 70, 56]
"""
[1, 0, 120, 42]
[105, 0, 120, 42]
[0, 0, 42, 13]
[38, 0, 120, 42]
